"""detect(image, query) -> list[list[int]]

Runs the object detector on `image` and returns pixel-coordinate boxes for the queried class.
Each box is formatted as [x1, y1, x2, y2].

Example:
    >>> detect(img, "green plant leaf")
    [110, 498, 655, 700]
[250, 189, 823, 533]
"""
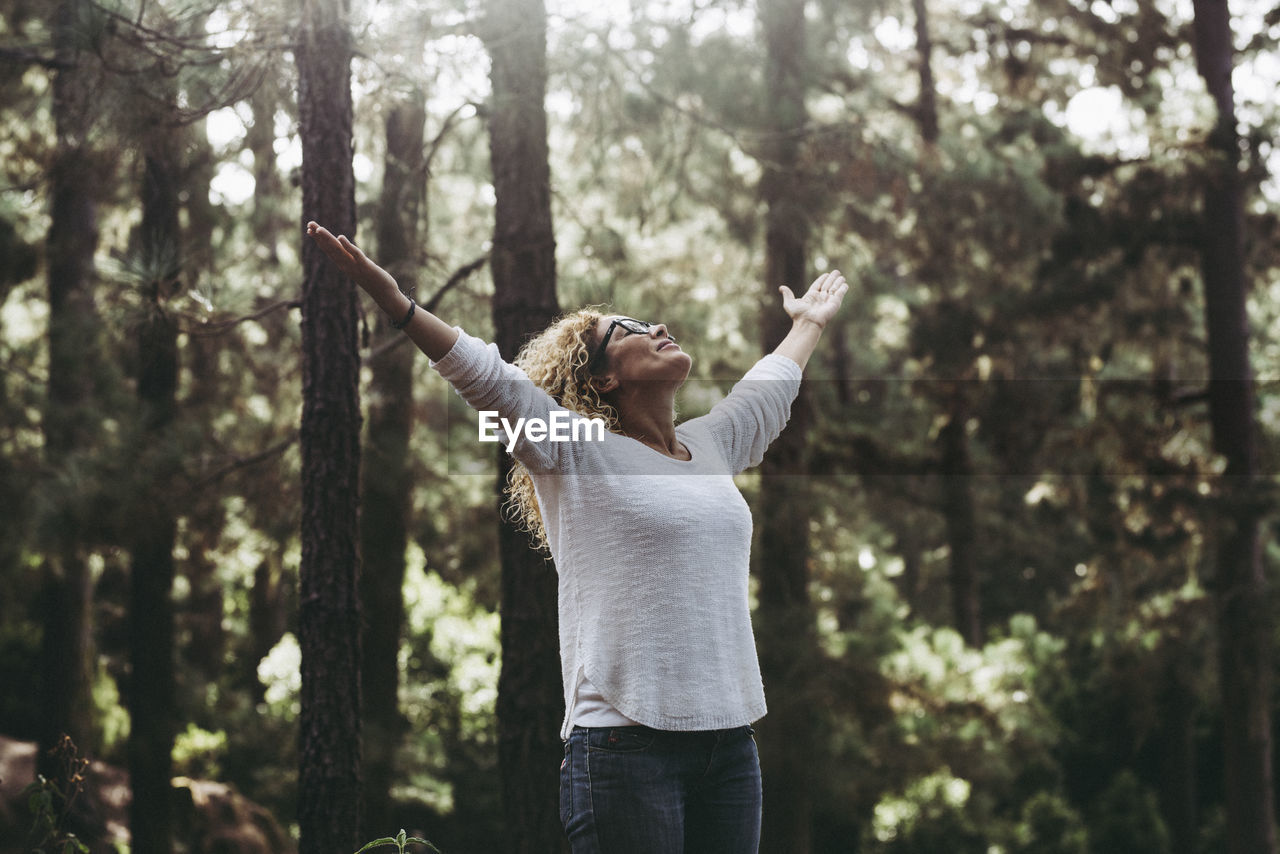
[29, 788, 53, 816]
[353, 837, 397, 854]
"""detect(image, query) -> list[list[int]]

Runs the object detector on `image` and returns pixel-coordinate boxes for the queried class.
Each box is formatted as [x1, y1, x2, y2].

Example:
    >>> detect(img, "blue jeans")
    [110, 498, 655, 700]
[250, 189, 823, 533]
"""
[559, 725, 762, 853]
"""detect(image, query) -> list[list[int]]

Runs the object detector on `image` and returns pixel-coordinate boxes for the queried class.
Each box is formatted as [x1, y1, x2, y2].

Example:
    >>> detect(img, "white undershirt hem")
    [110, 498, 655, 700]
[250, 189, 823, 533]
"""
[569, 672, 639, 728]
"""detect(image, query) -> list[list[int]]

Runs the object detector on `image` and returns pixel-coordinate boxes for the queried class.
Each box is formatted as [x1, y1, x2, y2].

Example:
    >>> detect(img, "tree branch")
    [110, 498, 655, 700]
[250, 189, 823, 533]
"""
[186, 299, 301, 336]
[424, 102, 480, 175]
[189, 431, 299, 490]
[0, 47, 75, 70]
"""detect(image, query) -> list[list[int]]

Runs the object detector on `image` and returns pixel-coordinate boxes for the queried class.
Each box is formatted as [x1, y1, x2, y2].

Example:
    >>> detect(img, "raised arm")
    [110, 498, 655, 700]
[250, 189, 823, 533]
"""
[771, 269, 849, 370]
[306, 222, 459, 361]
[683, 270, 846, 472]
[307, 222, 584, 472]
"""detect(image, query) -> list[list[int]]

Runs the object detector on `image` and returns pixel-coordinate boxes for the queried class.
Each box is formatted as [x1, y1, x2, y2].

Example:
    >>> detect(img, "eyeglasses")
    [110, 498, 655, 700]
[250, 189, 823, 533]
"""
[587, 317, 655, 373]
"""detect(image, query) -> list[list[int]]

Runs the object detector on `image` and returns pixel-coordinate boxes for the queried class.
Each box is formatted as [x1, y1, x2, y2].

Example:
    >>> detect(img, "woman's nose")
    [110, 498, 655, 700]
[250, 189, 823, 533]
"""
[650, 324, 673, 341]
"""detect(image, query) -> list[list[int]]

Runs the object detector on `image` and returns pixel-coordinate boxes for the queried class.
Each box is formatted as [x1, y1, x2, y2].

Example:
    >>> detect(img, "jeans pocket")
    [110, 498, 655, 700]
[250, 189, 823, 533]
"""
[587, 725, 657, 754]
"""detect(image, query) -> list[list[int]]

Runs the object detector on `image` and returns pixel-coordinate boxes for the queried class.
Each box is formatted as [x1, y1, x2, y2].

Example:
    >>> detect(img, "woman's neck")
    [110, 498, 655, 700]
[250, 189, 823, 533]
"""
[613, 387, 684, 458]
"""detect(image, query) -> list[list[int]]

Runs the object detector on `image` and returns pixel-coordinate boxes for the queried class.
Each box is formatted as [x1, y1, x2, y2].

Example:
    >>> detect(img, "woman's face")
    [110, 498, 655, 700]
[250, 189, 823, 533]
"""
[591, 315, 692, 387]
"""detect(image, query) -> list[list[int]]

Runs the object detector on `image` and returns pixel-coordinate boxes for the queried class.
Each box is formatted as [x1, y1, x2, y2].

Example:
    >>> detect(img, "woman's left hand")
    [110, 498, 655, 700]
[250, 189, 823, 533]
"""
[779, 270, 849, 329]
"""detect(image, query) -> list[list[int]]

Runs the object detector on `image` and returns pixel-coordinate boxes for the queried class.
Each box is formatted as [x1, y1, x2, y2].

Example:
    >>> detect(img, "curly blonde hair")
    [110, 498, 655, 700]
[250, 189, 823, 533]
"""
[505, 308, 620, 552]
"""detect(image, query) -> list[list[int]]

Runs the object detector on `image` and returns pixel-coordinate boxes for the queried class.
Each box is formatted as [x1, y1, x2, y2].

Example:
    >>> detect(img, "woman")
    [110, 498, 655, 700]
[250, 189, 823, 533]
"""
[307, 221, 847, 853]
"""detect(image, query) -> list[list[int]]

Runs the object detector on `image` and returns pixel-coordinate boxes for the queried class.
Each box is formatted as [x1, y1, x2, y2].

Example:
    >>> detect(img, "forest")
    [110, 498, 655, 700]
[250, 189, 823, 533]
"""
[1, 0, 1279, 852]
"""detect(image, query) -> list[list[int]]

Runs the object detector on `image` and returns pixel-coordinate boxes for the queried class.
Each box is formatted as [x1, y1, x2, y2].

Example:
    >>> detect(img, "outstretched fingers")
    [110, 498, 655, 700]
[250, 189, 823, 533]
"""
[306, 222, 355, 269]
[806, 270, 846, 301]
[337, 234, 367, 261]
[781, 270, 848, 307]
[828, 273, 848, 301]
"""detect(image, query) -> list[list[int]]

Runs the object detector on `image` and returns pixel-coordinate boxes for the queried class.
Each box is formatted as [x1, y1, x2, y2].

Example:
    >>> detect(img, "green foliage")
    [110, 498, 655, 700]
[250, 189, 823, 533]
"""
[89, 661, 130, 757]
[1087, 771, 1170, 854]
[847, 615, 1075, 850]
[860, 726, 1089, 853]
[23, 780, 89, 854]
[390, 566, 501, 838]
[3, 0, 1280, 851]
[355, 828, 441, 854]
[1012, 792, 1089, 854]
[864, 770, 988, 854]
[172, 723, 228, 779]
[23, 737, 90, 854]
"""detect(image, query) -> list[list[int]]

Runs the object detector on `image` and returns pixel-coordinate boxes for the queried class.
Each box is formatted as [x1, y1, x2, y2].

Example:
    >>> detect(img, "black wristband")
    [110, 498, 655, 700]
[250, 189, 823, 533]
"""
[391, 297, 416, 330]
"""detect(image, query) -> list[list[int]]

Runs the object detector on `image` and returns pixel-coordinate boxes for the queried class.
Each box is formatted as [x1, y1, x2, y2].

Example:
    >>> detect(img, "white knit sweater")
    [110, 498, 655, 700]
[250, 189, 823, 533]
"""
[431, 330, 803, 738]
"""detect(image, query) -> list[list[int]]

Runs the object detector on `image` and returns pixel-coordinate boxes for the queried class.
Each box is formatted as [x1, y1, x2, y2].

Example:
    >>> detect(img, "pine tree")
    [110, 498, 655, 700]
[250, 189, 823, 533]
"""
[296, 0, 363, 850]
[1190, 1, 1275, 851]
[756, 0, 819, 848]
[481, 0, 564, 846]
[360, 90, 426, 840]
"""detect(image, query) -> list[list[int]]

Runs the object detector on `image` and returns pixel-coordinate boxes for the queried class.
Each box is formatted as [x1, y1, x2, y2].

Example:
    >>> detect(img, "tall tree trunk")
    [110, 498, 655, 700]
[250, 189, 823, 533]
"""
[756, 0, 816, 849]
[913, 0, 981, 646]
[1156, 655, 1198, 854]
[481, 0, 564, 847]
[248, 82, 286, 264]
[184, 115, 219, 290]
[1190, 3, 1275, 853]
[181, 116, 228, 681]
[126, 117, 183, 854]
[39, 0, 101, 789]
[938, 389, 980, 646]
[912, 0, 939, 145]
[247, 556, 289, 702]
[296, 0, 363, 851]
[360, 93, 425, 840]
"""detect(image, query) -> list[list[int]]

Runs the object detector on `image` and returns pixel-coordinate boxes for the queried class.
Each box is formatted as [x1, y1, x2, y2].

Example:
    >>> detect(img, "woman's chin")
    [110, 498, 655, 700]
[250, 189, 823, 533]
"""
[670, 351, 693, 377]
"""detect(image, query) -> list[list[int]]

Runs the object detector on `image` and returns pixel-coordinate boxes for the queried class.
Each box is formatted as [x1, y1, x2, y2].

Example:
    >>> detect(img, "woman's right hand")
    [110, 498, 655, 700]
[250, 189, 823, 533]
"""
[306, 221, 399, 298]
[307, 221, 461, 360]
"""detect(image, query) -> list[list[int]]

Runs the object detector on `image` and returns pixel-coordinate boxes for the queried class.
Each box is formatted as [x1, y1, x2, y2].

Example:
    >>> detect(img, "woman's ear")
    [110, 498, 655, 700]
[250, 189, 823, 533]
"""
[590, 374, 619, 394]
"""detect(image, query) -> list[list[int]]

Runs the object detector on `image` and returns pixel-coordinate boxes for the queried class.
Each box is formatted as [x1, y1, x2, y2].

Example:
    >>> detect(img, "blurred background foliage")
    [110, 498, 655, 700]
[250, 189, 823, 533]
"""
[1, 0, 1279, 851]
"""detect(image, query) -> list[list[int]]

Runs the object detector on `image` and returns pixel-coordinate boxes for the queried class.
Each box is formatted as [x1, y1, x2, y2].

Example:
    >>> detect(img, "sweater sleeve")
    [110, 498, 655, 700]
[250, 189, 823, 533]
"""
[429, 328, 569, 473]
[686, 353, 803, 474]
